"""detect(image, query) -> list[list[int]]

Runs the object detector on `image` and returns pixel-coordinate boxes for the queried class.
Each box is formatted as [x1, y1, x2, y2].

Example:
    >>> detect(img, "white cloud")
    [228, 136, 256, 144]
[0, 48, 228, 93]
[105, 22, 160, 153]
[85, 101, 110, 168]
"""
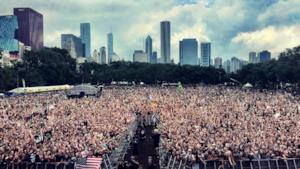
[258, 0, 300, 24]
[1, 0, 300, 62]
[232, 24, 300, 58]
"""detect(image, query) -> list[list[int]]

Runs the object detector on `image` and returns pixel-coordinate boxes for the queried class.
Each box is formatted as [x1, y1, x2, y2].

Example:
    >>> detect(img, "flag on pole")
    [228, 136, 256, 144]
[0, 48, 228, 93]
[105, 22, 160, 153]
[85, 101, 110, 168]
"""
[75, 157, 102, 169]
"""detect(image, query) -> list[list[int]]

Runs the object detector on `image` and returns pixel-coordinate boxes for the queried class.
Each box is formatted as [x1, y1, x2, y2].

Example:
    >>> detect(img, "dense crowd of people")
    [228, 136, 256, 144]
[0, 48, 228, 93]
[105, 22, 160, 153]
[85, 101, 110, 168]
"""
[156, 87, 300, 164]
[0, 89, 136, 163]
[1, 86, 300, 165]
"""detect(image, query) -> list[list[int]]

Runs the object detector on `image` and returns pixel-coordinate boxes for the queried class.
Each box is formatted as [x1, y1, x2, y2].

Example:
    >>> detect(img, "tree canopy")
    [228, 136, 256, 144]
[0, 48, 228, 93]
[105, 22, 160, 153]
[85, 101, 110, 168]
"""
[236, 45, 300, 88]
[0, 45, 300, 92]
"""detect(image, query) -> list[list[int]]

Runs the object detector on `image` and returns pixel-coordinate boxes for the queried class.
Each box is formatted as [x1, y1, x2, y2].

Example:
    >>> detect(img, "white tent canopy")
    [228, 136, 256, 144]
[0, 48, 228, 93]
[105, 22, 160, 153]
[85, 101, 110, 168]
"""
[243, 83, 253, 88]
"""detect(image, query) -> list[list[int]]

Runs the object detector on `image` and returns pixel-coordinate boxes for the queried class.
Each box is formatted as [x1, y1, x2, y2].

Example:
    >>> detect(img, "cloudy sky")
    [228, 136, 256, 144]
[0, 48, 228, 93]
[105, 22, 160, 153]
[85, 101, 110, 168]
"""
[1, 0, 300, 62]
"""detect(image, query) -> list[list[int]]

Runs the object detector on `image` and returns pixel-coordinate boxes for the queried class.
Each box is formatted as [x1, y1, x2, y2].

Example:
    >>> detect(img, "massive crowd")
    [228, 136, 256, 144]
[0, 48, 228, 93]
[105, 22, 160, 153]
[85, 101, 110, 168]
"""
[0, 89, 135, 163]
[156, 87, 300, 164]
[1, 86, 300, 164]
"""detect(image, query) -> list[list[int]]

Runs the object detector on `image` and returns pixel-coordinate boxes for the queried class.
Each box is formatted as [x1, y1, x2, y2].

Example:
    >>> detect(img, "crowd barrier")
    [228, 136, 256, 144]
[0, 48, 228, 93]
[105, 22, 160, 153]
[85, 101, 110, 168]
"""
[160, 152, 300, 169]
[0, 162, 75, 169]
[101, 114, 140, 169]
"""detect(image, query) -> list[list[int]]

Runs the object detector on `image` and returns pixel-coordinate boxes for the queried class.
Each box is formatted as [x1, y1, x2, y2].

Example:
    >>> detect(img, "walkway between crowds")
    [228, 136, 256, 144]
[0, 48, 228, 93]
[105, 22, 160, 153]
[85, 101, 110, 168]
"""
[119, 115, 160, 169]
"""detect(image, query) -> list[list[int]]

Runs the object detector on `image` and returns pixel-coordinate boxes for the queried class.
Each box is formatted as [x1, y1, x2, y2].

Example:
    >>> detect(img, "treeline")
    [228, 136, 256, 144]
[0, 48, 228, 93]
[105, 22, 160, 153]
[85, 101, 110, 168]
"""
[0, 45, 300, 92]
[0, 47, 226, 92]
[235, 45, 300, 88]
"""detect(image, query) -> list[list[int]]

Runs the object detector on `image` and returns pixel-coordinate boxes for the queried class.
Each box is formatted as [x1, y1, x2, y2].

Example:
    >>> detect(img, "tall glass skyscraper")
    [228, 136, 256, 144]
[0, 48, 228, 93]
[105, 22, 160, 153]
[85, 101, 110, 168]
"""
[61, 34, 83, 59]
[179, 39, 198, 65]
[160, 21, 171, 64]
[107, 33, 113, 64]
[0, 15, 19, 52]
[145, 35, 152, 62]
[100, 46, 106, 64]
[80, 23, 91, 58]
[14, 8, 43, 50]
[200, 42, 211, 67]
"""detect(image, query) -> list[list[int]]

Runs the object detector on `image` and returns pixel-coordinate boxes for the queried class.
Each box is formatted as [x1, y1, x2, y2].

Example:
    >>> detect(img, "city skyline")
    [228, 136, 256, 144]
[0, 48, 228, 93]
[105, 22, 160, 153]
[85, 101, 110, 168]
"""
[0, 0, 300, 63]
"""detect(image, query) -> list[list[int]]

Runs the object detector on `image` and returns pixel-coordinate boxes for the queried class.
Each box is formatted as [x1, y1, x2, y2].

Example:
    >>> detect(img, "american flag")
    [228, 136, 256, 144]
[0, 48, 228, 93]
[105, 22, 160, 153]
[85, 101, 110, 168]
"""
[75, 157, 102, 169]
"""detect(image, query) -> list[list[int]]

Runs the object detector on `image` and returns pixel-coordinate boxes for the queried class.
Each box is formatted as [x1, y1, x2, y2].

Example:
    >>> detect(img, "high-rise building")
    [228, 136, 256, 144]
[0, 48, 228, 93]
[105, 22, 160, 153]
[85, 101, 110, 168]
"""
[223, 60, 231, 73]
[259, 50, 271, 62]
[249, 52, 257, 64]
[200, 42, 211, 67]
[145, 35, 152, 62]
[92, 49, 100, 63]
[100, 46, 106, 64]
[14, 8, 43, 50]
[214, 57, 222, 69]
[133, 50, 148, 63]
[107, 33, 113, 64]
[150, 51, 157, 64]
[160, 21, 171, 64]
[230, 57, 243, 73]
[179, 39, 198, 65]
[0, 15, 19, 52]
[80, 23, 91, 58]
[61, 34, 83, 59]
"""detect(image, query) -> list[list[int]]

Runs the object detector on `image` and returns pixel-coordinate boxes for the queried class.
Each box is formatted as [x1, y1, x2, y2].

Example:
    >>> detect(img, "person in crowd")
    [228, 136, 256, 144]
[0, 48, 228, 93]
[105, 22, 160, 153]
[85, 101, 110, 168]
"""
[1, 86, 300, 165]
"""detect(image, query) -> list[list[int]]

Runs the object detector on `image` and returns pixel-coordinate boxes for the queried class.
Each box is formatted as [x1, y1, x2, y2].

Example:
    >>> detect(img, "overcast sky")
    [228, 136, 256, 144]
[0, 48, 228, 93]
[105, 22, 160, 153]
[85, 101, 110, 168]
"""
[1, 0, 300, 62]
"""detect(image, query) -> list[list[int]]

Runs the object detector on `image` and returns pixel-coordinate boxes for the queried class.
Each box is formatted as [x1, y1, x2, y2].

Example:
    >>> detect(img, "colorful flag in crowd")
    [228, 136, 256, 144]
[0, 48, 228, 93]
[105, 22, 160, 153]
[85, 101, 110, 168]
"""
[75, 157, 102, 169]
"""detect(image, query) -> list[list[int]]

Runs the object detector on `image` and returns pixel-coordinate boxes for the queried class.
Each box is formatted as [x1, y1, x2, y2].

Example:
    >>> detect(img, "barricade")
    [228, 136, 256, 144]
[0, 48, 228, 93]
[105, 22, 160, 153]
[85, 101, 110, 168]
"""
[0, 162, 75, 169]
[160, 154, 300, 169]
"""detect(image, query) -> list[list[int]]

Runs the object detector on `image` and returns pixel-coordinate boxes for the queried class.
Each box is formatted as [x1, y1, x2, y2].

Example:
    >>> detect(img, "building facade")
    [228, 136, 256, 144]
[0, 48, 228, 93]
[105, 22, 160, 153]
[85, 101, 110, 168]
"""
[0, 15, 19, 52]
[80, 23, 91, 58]
[145, 35, 152, 62]
[223, 60, 231, 73]
[100, 46, 106, 64]
[160, 21, 171, 64]
[249, 51, 257, 64]
[107, 33, 113, 64]
[133, 50, 148, 63]
[179, 39, 198, 65]
[61, 34, 83, 59]
[150, 51, 157, 64]
[230, 57, 243, 73]
[14, 8, 43, 50]
[214, 57, 222, 69]
[200, 42, 211, 67]
[259, 50, 271, 62]
[92, 49, 100, 63]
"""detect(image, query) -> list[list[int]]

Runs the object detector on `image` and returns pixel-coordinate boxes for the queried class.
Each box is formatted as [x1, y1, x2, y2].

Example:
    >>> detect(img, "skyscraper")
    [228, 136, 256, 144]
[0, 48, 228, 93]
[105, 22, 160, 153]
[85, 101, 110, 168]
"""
[61, 34, 83, 59]
[259, 50, 271, 62]
[200, 42, 211, 67]
[249, 52, 257, 63]
[133, 50, 148, 63]
[145, 35, 152, 62]
[214, 57, 222, 69]
[100, 46, 106, 64]
[150, 51, 157, 64]
[107, 33, 113, 64]
[179, 39, 198, 65]
[230, 57, 242, 73]
[80, 23, 91, 58]
[160, 21, 171, 64]
[14, 8, 43, 50]
[223, 60, 231, 73]
[0, 15, 19, 52]
[92, 49, 100, 63]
